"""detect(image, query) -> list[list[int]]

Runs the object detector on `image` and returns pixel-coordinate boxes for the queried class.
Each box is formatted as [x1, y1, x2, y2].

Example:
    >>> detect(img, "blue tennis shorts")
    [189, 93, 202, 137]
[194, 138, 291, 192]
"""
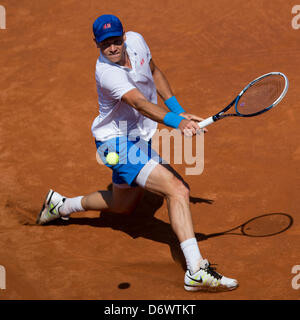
[95, 136, 162, 187]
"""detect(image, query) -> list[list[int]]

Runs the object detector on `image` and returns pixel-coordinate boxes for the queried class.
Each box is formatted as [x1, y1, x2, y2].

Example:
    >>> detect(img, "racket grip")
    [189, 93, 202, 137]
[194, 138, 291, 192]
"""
[198, 116, 214, 129]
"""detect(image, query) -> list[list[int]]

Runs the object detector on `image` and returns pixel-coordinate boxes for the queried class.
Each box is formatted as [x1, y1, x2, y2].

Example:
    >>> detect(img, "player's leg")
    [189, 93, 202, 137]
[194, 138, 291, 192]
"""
[135, 161, 201, 267]
[145, 165, 194, 242]
[134, 161, 238, 291]
[36, 183, 144, 225]
[80, 183, 144, 214]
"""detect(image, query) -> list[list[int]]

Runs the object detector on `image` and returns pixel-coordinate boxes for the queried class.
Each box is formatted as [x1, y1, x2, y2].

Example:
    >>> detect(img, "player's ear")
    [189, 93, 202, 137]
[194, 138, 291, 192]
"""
[123, 32, 126, 42]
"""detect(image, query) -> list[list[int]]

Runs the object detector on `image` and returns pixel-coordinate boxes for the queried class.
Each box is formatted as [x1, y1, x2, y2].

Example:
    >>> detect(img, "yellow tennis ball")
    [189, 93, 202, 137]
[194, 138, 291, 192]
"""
[106, 152, 119, 165]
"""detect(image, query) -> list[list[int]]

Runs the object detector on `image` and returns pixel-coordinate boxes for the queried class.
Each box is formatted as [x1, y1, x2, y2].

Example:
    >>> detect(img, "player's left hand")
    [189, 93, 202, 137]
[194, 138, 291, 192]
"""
[179, 112, 208, 133]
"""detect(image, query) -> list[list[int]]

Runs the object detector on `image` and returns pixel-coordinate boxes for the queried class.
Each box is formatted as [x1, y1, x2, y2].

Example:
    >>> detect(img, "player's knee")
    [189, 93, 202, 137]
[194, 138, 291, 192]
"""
[169, 176, 190, 200]
[178, 181, 190, 200]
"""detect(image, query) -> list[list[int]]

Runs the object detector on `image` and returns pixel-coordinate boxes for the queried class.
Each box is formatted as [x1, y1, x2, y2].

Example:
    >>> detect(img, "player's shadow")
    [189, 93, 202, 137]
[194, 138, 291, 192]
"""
[38, 165, 293, 271]
[42, 186, 294, 271]
[53, 187, 294, 271]
[53, 183, 213, 271]
[59, 207, 293, 272]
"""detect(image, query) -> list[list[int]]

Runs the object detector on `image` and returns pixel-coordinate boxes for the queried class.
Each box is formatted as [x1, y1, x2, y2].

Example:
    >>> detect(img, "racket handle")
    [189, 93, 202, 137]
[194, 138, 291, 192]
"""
[198, 116, 214, 129]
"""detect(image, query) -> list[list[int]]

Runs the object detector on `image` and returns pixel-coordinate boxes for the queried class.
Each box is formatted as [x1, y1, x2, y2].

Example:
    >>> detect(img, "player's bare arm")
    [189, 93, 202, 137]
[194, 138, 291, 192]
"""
[149, 58, 173, 101]
[149, 59, 207, 128]
[122, 88, 200, 135]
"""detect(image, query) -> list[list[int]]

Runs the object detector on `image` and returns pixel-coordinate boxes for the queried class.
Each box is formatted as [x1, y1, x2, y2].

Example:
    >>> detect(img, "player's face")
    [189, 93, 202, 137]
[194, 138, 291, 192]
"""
[98, 34, 126, 65]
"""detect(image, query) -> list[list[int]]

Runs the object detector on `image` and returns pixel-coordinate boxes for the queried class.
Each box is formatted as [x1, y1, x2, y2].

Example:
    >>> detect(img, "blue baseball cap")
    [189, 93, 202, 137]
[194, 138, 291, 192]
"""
[93, 14, 124, 43]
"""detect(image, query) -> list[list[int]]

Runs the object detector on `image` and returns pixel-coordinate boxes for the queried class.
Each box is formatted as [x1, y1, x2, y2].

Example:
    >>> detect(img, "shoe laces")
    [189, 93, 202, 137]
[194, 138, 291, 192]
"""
[203, 263, 222, 280]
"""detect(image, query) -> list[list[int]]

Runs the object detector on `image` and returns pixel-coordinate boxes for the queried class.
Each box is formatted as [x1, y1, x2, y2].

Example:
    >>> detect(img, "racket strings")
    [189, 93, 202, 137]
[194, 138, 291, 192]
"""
[236, 74, 286, 115]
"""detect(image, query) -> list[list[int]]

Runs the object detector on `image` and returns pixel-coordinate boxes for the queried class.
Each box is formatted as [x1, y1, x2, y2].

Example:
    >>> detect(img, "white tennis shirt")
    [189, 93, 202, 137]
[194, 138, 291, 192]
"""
[91, 31, 158, 142]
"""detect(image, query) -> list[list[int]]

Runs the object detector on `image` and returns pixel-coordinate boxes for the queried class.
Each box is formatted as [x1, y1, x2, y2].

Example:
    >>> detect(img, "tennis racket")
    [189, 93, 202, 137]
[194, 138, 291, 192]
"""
[198, 72, 289, 129]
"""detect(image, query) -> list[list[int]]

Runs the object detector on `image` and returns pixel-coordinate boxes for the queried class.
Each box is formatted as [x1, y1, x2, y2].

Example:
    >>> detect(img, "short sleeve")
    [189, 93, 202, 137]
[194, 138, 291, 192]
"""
[99, 68, 136, 101]
[135, 33, 152, 63]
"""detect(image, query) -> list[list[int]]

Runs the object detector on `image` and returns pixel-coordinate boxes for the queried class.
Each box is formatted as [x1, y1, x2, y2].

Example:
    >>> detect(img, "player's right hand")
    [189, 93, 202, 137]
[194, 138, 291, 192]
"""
[178, 119, 203, 136]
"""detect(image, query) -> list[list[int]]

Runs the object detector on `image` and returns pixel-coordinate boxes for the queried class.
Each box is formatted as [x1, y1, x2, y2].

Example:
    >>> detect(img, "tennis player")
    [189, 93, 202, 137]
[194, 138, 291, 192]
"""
[37, 14, 238, 292]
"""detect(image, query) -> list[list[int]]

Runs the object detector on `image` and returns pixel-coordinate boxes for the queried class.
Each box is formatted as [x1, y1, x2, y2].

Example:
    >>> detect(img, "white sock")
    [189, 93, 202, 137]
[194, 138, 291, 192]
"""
[59, 196, 84, 216]
[180, 237, 203, 275]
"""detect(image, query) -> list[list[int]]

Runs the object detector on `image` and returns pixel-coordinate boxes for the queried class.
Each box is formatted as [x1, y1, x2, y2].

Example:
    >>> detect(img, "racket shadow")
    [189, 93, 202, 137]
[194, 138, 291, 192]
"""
[196, 212, 294, 241]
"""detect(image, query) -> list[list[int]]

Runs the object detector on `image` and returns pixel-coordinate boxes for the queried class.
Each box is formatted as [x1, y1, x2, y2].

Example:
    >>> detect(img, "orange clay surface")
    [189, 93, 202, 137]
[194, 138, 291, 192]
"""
[0, 0, 300, 299]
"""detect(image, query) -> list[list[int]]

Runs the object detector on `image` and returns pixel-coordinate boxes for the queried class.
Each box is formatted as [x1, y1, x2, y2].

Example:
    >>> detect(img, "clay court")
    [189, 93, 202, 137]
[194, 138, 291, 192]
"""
[0, 0, 300, 300]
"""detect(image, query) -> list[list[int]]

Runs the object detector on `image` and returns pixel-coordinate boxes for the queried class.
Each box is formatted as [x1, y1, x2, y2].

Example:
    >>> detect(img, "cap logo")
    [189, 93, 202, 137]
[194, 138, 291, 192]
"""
[103, 23, 111, 29]
[140, 58, 145, 66]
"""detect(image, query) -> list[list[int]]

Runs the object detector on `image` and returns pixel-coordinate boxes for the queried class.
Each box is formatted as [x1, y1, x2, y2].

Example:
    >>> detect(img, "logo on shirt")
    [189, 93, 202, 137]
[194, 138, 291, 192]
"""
[140, 58, 145, 66]
[103, 23, 111, 29]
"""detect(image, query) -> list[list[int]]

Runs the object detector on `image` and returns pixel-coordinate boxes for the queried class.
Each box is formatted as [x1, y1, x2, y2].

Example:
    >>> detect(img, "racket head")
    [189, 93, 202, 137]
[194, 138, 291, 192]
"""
[235, 72, 289, 117]
[240, 213, 293, 237]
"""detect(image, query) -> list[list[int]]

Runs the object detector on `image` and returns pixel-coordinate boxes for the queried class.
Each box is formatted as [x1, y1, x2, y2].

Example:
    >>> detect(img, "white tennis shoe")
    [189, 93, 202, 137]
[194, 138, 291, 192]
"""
[36, 189, 67, 225]
[184, 259, 238, 292]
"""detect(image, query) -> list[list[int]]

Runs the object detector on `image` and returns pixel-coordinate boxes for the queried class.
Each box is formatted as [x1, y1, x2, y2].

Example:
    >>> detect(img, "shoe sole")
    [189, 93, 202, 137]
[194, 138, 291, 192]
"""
[184, 283, 239, 292]
[36, 189, 54, 225]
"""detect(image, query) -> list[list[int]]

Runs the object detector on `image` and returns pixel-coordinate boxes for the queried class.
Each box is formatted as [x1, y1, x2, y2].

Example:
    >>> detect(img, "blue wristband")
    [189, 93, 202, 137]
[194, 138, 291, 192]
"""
[163, 112, 185, 128]
[164, 96, 186, 114]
